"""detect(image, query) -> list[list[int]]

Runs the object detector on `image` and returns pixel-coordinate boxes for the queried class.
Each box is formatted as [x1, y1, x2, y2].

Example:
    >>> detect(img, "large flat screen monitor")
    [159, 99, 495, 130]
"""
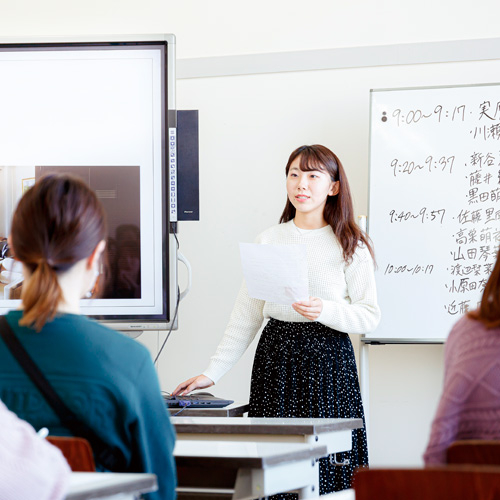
[0, 35, 178, 331]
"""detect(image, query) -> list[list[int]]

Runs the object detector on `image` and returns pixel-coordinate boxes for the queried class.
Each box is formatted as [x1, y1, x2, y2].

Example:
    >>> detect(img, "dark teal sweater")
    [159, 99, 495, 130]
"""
[0, 310, 176, 500]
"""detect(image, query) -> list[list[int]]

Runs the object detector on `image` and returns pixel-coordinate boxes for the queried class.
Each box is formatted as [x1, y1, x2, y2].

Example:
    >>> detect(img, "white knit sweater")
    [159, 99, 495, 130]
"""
[204, 220, 381, 383]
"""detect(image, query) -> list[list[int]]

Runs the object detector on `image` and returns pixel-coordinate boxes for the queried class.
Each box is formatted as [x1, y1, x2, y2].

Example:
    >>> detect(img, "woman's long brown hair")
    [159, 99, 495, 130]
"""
[10, 173, 106, 331]
[279, 145, 375, 263]
[468, 250, 500, 328]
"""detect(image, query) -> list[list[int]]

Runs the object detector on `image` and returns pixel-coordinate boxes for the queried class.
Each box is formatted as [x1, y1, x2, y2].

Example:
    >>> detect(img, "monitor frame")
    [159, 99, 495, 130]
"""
[0, 34, 178, 332]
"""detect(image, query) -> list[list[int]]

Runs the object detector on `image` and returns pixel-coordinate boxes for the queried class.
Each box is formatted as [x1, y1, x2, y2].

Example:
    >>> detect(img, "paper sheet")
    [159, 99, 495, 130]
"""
[239, 243, 309, 305]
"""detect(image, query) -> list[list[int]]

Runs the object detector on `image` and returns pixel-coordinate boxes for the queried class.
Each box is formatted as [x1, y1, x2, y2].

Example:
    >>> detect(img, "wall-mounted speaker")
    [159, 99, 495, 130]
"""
[177, 110, 199, 221]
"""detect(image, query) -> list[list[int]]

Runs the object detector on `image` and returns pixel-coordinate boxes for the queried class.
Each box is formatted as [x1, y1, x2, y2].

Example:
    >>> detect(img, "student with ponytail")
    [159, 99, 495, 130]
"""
[0, 174, 176, 500]
[174, 145, 381, 493]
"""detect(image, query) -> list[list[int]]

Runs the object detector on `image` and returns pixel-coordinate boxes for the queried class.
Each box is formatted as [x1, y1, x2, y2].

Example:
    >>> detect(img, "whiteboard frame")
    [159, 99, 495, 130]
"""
[365, 80, 500, 344]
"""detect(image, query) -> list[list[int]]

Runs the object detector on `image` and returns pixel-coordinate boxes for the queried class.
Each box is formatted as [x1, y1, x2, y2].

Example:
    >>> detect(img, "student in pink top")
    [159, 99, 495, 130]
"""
[424, 250, 500, 464]
[0, 399, 70, 500]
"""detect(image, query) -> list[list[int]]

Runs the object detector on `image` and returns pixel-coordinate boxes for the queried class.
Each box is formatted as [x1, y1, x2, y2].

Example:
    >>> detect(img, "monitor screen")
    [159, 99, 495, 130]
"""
[0, 36, 178, 331]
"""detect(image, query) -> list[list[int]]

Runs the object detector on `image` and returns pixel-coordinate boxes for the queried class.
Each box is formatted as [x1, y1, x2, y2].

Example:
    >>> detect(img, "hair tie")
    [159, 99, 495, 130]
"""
[38, 257, 55, 268]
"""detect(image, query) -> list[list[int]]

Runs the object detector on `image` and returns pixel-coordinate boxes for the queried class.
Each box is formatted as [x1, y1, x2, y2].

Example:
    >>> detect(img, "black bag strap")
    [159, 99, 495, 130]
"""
[0, 316, 127, 471]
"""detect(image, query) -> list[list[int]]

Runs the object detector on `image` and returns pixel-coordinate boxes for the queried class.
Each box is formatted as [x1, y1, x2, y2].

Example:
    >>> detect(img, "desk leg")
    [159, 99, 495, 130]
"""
[296, 462, 319, 499]
[232, 460, 319, 500]
[303, 430, 351, 497]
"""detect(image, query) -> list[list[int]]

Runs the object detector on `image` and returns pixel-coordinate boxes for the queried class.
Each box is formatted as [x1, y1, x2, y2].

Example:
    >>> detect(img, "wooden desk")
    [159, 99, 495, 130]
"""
[168, 402, 249, 418]
[173, 416, 362, 456]
[67, 472, 157, 500]
[175, 440, 327, 500]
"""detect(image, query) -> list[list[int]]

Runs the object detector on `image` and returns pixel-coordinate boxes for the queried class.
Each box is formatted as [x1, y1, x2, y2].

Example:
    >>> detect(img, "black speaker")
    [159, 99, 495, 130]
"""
[177, 110, 199, 221]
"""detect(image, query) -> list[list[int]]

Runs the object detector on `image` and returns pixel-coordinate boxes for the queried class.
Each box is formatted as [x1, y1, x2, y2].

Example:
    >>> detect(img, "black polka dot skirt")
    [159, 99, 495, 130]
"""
[248, 318, 368, 494]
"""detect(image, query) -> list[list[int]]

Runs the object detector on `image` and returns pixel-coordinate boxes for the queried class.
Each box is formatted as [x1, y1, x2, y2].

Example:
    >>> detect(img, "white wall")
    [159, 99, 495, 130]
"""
[2, 0, 499, 468]
[1, 0, 499, 58]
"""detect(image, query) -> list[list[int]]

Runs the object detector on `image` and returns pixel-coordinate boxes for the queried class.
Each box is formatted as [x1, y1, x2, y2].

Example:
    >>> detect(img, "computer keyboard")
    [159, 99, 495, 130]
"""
[163, 392, 233, 408]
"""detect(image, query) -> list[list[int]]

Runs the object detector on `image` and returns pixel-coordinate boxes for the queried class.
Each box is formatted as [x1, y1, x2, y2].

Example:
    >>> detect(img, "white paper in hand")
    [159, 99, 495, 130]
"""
[239, 243, 309, 305]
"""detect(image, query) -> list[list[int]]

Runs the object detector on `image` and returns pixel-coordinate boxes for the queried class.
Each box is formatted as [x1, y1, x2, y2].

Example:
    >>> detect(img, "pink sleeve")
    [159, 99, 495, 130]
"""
[0, 401, 71, 500]
[423, 326, 461, 465]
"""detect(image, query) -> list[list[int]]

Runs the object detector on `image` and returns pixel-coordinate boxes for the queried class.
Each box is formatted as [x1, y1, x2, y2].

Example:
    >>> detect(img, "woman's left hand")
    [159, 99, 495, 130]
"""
[292, 297, 323, 321]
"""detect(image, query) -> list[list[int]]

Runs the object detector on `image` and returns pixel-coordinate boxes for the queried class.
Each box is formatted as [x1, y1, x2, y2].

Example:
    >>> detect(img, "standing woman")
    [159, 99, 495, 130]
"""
[0, 174, 176, 500]
[174, 145, 381, 492]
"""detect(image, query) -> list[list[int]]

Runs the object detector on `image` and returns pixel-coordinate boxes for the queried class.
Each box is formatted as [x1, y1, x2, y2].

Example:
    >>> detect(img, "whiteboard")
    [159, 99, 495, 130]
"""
[367, 83, 500, 342]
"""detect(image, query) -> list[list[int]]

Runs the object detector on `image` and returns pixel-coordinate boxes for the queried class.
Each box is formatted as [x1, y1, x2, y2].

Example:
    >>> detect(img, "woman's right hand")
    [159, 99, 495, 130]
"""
[172, 374, 214, 396]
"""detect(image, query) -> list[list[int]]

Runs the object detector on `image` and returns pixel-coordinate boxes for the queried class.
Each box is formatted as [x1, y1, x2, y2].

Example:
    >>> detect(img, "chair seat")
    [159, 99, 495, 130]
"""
[447, 440, 500, 465]
[47, 436, 96, 472]
[354, 466, 500, 500]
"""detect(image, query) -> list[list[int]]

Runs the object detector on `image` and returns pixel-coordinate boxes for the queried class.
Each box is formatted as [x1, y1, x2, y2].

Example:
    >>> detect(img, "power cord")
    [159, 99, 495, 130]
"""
[154, 233, 181, 365]
[162, 391, 192, 416]
[172, 401, 191, 416]
[154, 286, 180, 365]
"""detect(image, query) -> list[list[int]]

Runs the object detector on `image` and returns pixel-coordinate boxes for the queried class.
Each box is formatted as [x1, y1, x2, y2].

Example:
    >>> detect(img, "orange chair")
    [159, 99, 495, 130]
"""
[447, 440, 500, 466]
[47, 436, 96, 472]
[354, 466, 500, 500]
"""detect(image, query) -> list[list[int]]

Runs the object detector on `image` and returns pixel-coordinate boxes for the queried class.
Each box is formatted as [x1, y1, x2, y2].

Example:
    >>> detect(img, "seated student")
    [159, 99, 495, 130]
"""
[424, 250, 500, 465]
[0, 399, 70, 500]
[0, 174, 176, 500]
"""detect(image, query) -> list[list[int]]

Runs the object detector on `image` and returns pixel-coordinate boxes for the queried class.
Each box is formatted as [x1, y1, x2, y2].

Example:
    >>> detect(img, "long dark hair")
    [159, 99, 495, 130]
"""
[10, 173, 107, 330]
[468, 250, 500, 328]
[279, 144, 374, 263]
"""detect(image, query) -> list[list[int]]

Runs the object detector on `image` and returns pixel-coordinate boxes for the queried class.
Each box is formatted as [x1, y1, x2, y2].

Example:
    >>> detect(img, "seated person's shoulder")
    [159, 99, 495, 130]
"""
[69, 315, 151, 359]
[446, 315, 500, 363]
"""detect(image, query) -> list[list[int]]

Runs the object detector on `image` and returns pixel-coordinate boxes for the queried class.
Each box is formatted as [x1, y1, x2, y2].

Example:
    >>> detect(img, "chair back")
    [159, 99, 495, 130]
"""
[447, 440, 500, 466]
[354, 466, 500, 500]
[47, 436, 96, 472]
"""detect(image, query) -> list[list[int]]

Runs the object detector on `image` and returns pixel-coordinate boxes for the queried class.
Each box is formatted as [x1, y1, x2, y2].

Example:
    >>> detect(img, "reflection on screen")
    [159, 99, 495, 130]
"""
[38, 166, 142, 300]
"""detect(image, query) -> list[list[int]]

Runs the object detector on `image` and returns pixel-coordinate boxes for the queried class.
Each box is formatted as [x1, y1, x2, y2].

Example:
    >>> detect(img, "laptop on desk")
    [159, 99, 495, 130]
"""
[164, 392, 234, 409]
